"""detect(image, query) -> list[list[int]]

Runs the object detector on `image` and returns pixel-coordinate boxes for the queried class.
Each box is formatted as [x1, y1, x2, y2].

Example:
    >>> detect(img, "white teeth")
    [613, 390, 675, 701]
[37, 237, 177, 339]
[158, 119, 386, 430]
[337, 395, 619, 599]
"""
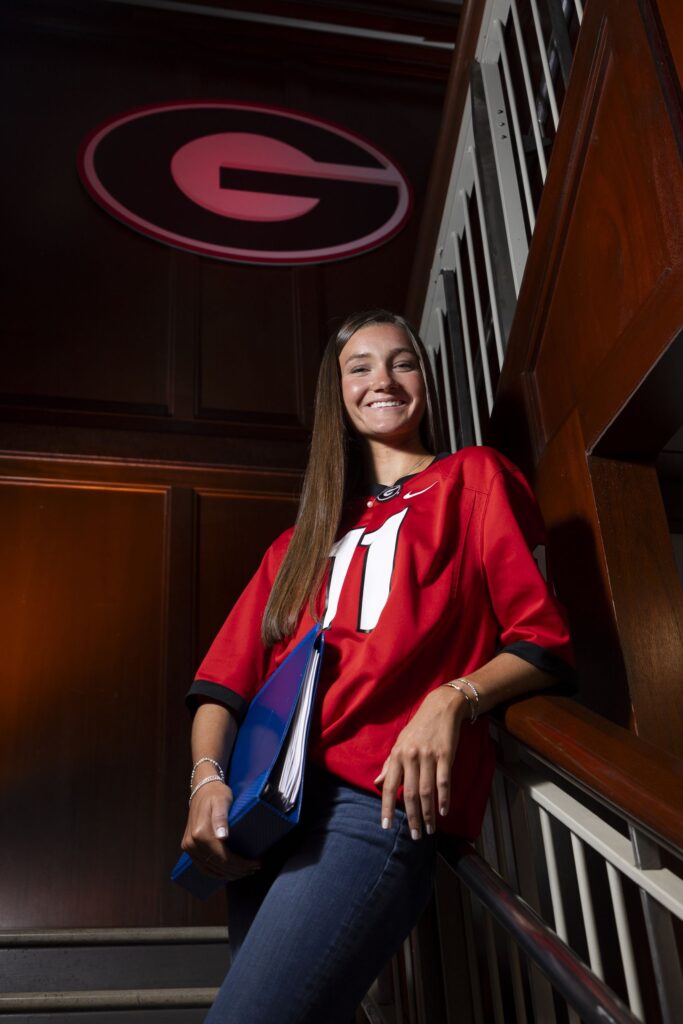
[369, 401, 402, 408]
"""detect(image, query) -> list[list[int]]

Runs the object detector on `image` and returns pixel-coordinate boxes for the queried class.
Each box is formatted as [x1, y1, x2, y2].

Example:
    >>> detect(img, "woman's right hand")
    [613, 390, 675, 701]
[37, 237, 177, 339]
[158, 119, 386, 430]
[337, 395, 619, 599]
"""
[181, 779, 261, 881]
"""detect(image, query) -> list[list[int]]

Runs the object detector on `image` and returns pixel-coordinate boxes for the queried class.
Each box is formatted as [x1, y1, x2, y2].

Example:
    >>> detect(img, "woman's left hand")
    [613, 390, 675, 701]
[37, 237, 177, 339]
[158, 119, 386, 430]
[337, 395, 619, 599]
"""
[374, 685, 468, 838]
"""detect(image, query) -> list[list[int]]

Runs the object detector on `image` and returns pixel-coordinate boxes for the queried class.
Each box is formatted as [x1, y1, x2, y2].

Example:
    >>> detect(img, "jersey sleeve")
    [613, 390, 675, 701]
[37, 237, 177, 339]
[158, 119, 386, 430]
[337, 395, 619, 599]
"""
[185, 530, 293, 720]
[481, 464, 575, 688]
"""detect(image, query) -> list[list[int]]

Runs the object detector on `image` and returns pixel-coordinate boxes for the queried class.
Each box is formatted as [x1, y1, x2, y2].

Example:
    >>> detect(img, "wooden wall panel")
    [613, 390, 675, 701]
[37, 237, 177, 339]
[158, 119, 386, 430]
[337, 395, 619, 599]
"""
[0, 460, 300, 929]
[529, 4, 683, 450]
[0, 1, 446, 450]
[533, 412, 632, 726]
[198, 264, 319, 427]
[195, 491, 298, 661]
[0, 0, 449, 931]
[0, 479, 168, 927]
[589, 457, 683, 749]
[165, 487, 299, 928]
[491, 0, 683, 754]
[0, 24, 182, 414]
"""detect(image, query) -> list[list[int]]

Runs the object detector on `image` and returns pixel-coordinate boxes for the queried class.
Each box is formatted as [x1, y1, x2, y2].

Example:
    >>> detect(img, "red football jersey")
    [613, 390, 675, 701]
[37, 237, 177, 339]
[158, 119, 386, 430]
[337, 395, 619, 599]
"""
[189, 447, 574, 839]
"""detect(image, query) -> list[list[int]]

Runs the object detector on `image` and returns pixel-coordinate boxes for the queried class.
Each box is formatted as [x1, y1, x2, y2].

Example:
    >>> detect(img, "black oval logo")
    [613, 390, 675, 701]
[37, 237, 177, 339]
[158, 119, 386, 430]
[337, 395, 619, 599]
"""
[78, 101, 412, 265]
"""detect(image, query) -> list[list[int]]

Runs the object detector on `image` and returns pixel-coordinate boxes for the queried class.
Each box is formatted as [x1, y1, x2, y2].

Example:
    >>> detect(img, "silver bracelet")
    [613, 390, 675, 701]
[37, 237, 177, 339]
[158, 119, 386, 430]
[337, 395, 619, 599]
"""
[190, 757, 225, 788]
[189, 774, 224, 805]
[457, 677, 480, 717]
[443, 681, 478, 723]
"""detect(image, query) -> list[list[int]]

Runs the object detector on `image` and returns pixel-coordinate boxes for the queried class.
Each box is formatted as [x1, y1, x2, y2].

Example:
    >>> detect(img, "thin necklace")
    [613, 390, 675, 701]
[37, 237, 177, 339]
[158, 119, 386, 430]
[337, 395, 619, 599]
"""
[401, 452, 433, 479]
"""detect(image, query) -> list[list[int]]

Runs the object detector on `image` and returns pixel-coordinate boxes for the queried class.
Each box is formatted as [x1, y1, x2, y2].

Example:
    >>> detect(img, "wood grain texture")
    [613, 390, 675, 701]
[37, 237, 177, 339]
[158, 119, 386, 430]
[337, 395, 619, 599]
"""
[0, 480, 168, 928]
[502, 695, 683, 853]
[195, 491, 298, 668]
[490, 0, 683, 753]
[589, 457, 683, 756]
[0, 0, 445, 445]
[531, 412, 632, 727]
[0, 464, 299, 929]
[499, 0, 683, 433]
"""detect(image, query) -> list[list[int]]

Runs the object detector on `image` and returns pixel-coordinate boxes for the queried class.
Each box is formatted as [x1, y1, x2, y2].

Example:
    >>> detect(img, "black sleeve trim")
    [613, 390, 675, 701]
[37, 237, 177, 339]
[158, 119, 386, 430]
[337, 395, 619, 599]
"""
[185, 681, 249, 722]
[500, 641, 577, 695]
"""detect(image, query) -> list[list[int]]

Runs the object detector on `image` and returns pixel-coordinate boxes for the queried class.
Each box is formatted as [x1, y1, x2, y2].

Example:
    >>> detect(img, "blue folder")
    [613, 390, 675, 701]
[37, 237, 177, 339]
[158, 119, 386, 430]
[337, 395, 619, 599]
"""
[171, 624, 324, 899]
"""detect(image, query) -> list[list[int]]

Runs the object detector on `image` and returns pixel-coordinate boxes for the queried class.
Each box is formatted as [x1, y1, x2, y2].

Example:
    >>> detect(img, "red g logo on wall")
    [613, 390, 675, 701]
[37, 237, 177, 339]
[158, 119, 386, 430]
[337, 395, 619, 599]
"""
[78, 102, 412, 265]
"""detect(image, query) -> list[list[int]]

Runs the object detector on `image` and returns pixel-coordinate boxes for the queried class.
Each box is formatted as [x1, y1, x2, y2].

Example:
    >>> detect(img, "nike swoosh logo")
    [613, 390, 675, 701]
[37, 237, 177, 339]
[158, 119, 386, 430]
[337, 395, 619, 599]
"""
[403, 482, 437, 500]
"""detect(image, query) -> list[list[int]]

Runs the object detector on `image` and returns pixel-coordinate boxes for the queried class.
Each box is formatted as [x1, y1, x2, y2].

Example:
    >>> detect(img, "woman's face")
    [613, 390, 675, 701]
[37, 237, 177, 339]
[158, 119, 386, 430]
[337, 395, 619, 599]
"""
[339, 323, 426, 445]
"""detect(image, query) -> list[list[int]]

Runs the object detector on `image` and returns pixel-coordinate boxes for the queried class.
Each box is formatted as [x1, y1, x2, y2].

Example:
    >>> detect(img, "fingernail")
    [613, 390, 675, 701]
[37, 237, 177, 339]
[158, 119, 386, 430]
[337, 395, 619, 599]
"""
[215, 826, 228, 839]
[411, 828, 421, 841]
[426, 824, 435, 835]
[439, 805, 447, 817]
[382, 817, 391, 830]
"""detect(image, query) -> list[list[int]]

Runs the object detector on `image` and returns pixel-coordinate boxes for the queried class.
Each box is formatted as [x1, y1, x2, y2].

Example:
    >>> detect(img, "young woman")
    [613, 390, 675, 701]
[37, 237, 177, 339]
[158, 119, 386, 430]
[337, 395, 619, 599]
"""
[181, 310, 574, 1024]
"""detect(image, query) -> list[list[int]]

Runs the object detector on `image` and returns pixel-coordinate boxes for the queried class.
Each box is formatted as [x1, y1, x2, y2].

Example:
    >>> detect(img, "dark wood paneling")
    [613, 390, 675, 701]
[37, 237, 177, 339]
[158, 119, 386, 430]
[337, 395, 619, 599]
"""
[0, 0, 446, 446]
[589, 458, 683, 756]
[489, 0, 683, 754]
[198, 265, 314, 426]
[0, 458, 300, 929]
[0, 480, 168, 928]
[0, 0, 448, 934]
[533, 412, 632, 727]
[527, 3, 683, 450]
[196, 491, 298, 661]
[0, 20, 181, 415]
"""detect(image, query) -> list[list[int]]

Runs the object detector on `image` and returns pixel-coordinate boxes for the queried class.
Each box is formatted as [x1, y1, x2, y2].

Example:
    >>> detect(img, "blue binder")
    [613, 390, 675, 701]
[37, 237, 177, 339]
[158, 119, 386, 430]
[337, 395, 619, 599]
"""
[171, 624, 324, 898]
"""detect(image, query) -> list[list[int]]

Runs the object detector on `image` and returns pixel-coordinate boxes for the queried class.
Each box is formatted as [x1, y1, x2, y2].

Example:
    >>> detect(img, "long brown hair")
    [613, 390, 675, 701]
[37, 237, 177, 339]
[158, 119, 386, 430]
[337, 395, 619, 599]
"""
[261, 310, 445, 645]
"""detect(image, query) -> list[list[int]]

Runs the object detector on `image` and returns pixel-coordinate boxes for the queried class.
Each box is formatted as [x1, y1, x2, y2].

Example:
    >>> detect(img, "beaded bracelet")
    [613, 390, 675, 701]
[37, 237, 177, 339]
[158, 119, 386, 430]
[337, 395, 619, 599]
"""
[190, 756, 225, 789]
[189, 774, 224, 805]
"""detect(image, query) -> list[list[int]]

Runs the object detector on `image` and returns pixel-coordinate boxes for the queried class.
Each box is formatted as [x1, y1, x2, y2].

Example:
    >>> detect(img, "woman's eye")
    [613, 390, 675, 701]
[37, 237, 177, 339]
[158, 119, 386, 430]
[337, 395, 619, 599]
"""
[394, 361, 417, 371]
[350, 365, 369, 374]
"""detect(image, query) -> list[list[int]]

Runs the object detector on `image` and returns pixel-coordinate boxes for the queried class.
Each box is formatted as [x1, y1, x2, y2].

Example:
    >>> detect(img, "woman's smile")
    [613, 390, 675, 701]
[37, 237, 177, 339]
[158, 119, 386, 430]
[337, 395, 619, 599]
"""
[340, 324, 426, 443]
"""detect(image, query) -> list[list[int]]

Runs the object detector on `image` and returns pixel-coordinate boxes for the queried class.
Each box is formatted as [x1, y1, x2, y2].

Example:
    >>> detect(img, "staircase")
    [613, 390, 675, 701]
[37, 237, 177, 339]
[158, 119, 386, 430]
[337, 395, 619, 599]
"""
[0, 928, 229, 1023]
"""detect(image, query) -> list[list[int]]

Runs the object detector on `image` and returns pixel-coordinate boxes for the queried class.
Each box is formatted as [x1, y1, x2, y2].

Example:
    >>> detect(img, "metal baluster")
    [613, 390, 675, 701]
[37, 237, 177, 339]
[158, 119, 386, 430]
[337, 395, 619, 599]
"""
[529, 0, 560, 127]
[538, 807, 568, 941]
[509, 0, 548, 180]
[538, 809, 581, 1024]
[434, 307, 458, 450]
[391, 956, 405, 1024]
[570, 833, 605, 980]
[461, 883, 486, 1024]
[461, 189, 494, 412]
[630, 826, 683, 1024]
[545, 0, 576, 84]
[489, 775, 528, 1021]
[471, 160, 505, 368]
[494, 21, 536, 231]
[606, 863, 645, 1019]
[484, 913, 506, 1024]
[452, 232, 483, 444]
[506, 937, 528, 1023]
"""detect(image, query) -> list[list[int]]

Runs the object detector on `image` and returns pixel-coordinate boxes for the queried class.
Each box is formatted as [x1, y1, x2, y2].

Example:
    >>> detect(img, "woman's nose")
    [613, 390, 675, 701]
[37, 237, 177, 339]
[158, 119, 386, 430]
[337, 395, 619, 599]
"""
[372, 367, 396, 389]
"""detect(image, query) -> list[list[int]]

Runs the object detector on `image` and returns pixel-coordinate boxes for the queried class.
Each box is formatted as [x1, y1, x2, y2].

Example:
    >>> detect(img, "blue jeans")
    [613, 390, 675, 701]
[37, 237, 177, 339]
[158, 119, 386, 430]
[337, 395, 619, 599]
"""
[205, 766, 436, 1024]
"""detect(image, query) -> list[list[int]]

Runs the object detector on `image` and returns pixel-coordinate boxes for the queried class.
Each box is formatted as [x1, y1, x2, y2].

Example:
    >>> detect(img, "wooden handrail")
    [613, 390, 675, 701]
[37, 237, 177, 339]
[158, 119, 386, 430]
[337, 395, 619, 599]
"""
[501, 696, 683, 853]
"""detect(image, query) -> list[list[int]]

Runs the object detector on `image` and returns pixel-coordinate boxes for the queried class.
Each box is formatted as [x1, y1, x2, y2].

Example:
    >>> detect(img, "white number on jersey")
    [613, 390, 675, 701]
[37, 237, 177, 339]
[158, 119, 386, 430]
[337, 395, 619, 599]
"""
[322, 509, 408, 631]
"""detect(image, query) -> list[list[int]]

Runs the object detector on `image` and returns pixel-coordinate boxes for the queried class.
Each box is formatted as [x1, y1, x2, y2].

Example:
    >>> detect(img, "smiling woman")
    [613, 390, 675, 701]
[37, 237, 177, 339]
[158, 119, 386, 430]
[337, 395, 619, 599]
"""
[180, 310, 575, 1024]
[340, 323, 427, 448]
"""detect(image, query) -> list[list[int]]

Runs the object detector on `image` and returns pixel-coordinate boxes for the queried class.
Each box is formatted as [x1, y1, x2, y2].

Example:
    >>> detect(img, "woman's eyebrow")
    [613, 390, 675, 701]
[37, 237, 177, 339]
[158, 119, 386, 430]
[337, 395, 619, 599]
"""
[343, 347, 415, 365]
